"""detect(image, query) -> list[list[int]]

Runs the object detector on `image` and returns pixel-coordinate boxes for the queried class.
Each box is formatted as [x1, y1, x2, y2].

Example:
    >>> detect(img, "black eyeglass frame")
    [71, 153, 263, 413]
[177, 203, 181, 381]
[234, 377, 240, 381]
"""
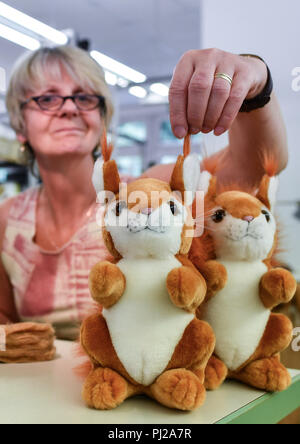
[21, 94, 107, 113]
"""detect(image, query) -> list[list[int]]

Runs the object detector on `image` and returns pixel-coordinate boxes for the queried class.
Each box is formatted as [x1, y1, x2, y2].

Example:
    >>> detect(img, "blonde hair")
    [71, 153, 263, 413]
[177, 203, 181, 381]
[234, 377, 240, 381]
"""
[6, 45, 114, 135]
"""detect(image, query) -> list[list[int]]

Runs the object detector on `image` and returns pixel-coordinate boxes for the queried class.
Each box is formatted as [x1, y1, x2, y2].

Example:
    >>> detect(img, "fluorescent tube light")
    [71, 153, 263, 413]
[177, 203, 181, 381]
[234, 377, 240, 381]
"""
[91, 50, 147, 84]
[129, 86, 147, 99]
[0, 1, 68, 45]
[0, 23, 40, 50]
[0, 66, 5, 93]
[117, 77, 129, 88]
[105, 71, 118, 86]
[150, 83, 169, 97]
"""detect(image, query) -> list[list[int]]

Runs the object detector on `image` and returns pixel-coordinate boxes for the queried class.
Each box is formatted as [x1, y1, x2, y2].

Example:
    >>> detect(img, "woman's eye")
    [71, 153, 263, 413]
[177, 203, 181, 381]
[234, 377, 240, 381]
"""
[41, 96, 56, 103]
[169, 201, 179, 216]
[115, 201, 127, 217]
[212, 209, 226, 223]
[262, 210, 271, 223]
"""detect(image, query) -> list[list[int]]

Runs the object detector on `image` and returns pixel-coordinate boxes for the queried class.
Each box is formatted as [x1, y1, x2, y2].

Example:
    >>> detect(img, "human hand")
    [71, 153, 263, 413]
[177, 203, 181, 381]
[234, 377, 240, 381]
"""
[169, 48, 268, 138]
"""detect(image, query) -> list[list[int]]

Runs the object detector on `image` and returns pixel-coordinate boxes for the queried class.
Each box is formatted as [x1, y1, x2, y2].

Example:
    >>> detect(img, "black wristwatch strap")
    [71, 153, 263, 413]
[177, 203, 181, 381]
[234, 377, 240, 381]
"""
[239, 54, 273, 113]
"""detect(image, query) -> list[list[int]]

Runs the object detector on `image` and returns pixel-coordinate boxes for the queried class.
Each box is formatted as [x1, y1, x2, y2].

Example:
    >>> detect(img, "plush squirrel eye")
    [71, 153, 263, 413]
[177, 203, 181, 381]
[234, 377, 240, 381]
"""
[169, 201, 179, 216]
[115, 201, 127, 217]
[262, 210, 271, 223]
[212, 209, 226, 223]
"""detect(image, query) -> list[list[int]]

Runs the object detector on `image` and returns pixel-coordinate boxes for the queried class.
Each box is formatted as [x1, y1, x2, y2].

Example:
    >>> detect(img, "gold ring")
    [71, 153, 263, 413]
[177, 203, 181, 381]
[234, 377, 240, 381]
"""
[214, 72, 233, 86]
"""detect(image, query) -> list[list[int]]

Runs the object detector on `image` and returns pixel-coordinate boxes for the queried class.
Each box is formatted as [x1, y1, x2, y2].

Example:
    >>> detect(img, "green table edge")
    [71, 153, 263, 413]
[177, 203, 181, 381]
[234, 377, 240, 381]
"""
[216, 373, 300, 424]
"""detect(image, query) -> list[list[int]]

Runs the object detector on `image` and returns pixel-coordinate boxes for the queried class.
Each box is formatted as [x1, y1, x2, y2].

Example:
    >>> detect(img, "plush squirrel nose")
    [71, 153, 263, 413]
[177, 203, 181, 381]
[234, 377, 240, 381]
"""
[243, 216, 254, 223]
[141, 208, 153, 216]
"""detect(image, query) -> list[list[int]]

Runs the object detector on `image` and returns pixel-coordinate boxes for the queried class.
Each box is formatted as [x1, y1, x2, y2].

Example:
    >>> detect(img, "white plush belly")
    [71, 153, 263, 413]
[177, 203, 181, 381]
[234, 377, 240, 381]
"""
[103, 258, 194, 386]
[203, 260, 270, 371]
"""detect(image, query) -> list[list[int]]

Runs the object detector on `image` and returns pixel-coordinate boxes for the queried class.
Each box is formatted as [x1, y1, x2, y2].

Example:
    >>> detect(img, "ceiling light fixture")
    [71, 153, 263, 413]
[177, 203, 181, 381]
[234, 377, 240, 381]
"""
[150, 83, 169, 97]
[91, 50, 147, 84]
[104, 71, 118, 86]
[0, 22, 40, 50]
[128, 86, 147, 99]
[0, 1, 68, 45]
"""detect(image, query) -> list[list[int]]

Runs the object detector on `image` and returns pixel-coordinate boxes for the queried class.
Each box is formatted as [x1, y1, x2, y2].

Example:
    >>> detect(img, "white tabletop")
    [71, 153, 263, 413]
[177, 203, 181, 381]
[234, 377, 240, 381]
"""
[0, 340, 299, 425]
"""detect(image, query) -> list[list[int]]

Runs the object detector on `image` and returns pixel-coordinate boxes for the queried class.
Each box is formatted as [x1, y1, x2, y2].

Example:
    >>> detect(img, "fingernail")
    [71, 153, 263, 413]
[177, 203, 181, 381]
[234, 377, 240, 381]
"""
[202, 127, 212, 134]
[174, 126, 187, 139]
[190, 128, 200, 135]
[214, 127, 226, 136]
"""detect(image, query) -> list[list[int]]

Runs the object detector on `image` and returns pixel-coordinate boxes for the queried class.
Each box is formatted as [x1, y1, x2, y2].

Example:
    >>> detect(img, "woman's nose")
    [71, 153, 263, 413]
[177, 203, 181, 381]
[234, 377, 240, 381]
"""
[141, 208, 153, 216]
[243, 216, 254, 223]
[59, 97, 79, 115]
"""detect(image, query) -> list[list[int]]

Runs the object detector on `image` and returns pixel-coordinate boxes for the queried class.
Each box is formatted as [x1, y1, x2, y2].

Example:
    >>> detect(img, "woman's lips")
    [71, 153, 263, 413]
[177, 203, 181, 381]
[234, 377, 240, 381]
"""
[54, 127, 85, 133]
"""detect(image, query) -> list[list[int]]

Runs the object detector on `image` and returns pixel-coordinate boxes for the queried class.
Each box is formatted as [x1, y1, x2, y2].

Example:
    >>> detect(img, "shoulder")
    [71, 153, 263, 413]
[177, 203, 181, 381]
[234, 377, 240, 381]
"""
[141, 164, 175, 182]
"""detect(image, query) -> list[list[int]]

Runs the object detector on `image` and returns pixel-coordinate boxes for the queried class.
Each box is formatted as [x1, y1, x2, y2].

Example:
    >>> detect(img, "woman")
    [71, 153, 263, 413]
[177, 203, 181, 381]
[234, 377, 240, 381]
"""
[0, 46, 288, 340]
[0, 46, 114, 339]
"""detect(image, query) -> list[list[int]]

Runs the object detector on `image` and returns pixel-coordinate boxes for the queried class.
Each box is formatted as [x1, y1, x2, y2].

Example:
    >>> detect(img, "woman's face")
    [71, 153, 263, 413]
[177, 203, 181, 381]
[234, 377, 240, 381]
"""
[18, 66, 103, 161]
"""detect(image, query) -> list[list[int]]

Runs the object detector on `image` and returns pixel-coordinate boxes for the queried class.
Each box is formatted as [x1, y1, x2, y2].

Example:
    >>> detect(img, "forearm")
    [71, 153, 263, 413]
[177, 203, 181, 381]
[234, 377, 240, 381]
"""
[217, 93, 288, 188]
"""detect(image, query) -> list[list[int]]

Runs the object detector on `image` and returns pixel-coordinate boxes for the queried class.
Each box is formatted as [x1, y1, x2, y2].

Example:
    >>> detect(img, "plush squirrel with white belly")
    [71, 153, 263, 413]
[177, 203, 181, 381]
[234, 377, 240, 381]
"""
[190, 157, 297, 392]
[80, 134, 215, 411]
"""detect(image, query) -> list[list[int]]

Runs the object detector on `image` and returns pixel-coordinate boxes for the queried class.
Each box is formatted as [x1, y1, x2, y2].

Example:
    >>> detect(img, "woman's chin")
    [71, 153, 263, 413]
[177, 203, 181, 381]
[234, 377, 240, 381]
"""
[43, 145, 92, 158]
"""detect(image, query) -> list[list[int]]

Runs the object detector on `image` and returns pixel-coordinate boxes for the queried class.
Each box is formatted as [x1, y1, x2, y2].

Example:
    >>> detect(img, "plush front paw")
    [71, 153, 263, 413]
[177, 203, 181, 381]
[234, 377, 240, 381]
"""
[203, 261, 227, 299]
[167, 267, 206, 311]
[89, 261, 126, 308]
[260, 268, 297, 309]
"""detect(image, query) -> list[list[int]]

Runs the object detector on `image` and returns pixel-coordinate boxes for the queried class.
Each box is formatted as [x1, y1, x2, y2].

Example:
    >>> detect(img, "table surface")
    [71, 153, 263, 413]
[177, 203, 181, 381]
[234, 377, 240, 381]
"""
[0, 340, 299, 425]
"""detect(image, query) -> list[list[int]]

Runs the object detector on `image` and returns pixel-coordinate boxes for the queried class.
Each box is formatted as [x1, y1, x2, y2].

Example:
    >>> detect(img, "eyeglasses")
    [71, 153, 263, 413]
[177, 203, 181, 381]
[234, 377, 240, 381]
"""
[21, 94, 106, 112]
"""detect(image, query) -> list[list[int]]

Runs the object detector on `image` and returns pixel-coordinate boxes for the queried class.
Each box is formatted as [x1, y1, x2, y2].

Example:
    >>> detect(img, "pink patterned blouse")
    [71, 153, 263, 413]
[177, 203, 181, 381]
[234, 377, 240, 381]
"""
[1, 186, 110, 340]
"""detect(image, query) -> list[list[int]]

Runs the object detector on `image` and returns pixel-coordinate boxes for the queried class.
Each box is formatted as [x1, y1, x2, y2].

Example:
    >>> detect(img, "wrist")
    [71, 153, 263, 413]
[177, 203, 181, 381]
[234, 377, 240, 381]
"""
[242, 55, 268, 99]
[239, 54, 273, 113]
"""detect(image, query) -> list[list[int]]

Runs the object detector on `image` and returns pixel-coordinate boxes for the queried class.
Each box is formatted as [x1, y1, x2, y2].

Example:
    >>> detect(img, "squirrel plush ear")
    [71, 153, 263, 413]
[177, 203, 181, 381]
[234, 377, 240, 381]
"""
[92, 128, 120, 196]
[198, 171, 217, 201]
[256, 154, 279, 211]
[170, 135, 200, 206]
[198, 155, 219, 201]
[256, 175, 279, 211]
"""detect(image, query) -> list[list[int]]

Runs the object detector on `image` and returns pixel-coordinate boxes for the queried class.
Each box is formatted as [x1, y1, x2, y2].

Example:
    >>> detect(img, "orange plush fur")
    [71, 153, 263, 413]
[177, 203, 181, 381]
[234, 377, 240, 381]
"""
[80, 135, 215, 411]
[190, 156, 297, 392]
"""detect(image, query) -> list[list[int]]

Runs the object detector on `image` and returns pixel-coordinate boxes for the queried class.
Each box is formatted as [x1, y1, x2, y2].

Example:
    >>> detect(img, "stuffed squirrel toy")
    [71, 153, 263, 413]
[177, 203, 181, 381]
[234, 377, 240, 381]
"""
[190, 156, 297, 392]
[0, 322, 56, 363]
[80, 133, 215, 411]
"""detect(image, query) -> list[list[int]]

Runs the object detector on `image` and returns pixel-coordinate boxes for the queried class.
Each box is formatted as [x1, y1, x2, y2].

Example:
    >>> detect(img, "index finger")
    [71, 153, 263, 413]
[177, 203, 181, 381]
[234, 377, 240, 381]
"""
[169, 54, 195, 139]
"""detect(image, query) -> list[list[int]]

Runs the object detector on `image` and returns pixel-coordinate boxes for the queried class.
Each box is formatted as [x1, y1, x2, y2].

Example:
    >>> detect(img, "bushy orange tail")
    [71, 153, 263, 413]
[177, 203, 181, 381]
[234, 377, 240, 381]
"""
[72, 342, 93, 380]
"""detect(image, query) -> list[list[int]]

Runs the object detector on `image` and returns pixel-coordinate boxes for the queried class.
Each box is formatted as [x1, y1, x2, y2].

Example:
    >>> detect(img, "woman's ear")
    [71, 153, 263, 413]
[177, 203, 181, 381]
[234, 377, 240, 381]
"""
[17, 133, 27, 144]
[170, 153, 200, 206]
[256, 174, 279, 211]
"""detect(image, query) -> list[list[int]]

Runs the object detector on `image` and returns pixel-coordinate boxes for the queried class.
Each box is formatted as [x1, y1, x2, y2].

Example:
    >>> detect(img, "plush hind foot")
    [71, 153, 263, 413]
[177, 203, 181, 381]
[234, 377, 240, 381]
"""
[230, 356, 291, 392]
[150, 369, 206, 411]
[205, 356, 228, 390]
[83, 367, 133, 410]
